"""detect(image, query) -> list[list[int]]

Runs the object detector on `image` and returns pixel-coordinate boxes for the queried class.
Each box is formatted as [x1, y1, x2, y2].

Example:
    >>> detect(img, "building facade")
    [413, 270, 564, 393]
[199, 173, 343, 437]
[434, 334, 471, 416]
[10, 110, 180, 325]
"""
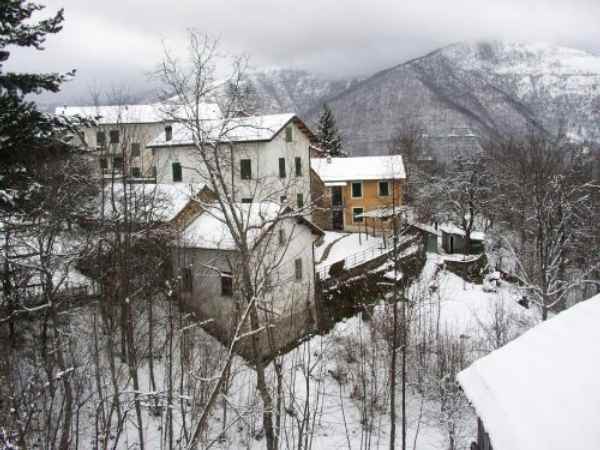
[147, 113, 314, 210]
[311, 155, 406, 232]
[176, 202, 323, 358]
[57, 103, 221, 181]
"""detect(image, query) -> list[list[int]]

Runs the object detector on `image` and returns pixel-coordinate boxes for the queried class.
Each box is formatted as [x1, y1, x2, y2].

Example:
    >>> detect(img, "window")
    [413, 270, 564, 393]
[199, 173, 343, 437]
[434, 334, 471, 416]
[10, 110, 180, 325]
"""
[296, 193, 304, 209]
[109, 130, 119, 144]
[280, 195, 287, 204]
[285, 126, 293, 142]
[279, 158, 286, 178]
[352, 207, 364, 224]
[182, 268, 193, 292]
[240, 159, 252, 180]
[241, 198, 252, 204]
[131, 142, 141, 157]
[130, 167, 141, 178]
[152, 166, 157, 178]
[351, 181, 363, 198]
[99, 157, 108, 170]
[294, 258, 303, 280]
[264, 271, 272, 291]
[113, 156, 123, 172]
[221, 272, 233, 296]
[172, 162, 182, 182]
[165, 125, 173, 142]
[295, 157, 302, 177]
[378, 181, 390, 197]
[96, 131, 106, 147]
[278, 229, 286, 246]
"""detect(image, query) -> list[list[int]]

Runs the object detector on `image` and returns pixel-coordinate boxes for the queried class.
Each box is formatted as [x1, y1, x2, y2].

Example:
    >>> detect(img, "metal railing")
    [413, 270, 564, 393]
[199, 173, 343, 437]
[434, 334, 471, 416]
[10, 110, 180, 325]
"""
[317, 243, 392, 280]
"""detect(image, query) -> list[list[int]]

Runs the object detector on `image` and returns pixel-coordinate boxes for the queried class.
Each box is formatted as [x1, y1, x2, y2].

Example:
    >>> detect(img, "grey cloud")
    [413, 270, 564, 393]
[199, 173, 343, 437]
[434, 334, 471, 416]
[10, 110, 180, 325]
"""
[10, 0, 600, 103]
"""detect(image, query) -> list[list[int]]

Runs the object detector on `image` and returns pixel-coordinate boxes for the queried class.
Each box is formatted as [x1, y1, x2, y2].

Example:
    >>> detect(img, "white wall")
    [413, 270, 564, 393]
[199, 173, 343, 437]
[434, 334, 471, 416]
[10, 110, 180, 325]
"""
[176, 213, 319, 354]
[179, 214, 317, 316]
[81, 122, 166, 177]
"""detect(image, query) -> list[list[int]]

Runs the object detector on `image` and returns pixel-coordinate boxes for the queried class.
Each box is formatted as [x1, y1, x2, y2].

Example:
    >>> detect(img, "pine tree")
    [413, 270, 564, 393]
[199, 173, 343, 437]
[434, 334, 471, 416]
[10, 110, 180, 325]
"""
[0, 0, 79, 212]
[316, 103, 345, 157]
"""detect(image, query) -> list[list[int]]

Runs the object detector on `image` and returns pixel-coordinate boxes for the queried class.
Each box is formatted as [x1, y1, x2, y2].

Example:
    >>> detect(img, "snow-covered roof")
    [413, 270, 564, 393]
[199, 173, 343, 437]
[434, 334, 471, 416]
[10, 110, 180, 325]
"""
[458, 294, 600, 450]
[182, 202, 285, 250]
[439, 223, 485, 241]
[147, 113, 306, 147]
[311, 155, 406, 182]
[100, 183, 206, 223]
[56, 102, 221, 125]
[182, 202, 322, 250]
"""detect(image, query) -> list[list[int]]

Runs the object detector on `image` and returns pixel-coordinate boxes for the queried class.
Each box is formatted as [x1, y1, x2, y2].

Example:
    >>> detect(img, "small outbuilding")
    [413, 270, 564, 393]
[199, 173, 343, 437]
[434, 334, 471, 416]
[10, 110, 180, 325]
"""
[440, 224, 484, 254]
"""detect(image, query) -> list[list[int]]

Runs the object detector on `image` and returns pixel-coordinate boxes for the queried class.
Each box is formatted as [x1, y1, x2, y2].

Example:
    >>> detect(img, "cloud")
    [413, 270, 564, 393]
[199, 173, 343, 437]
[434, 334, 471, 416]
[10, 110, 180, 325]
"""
[9, 0, 600, 103]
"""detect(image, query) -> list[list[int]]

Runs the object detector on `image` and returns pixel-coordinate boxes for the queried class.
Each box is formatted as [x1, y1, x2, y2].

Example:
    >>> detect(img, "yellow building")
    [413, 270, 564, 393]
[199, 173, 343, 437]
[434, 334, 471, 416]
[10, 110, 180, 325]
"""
[311, 155, 406, 232]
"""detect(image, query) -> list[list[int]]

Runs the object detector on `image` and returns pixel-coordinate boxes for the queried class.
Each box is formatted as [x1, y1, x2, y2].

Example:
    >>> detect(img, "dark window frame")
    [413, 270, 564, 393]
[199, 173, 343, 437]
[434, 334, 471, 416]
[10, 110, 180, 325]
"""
[96, 131, 106, 147]
[109, 129, 120, 144]
[172, 162, 183, 182]
[352, 207, 364, 224]
[241, 198, 252, 204]
[279, 157, 286, 178]
[278, 228, 286, 246]
[294, 258, 303, 281]
[295, 157, 302, 177]
[351, 181, 363, 199]
[182, 268, 193, 292]
[285, 126, 293, 142]
[112, 156, 123, 172]
[296, 193, 304, 209]
[165, 125, 173, 142]
[378, 180, 390, 197]
[240, 159, 252, 180]
[130, 167, 141, 178]
[221, 272, 233, 296]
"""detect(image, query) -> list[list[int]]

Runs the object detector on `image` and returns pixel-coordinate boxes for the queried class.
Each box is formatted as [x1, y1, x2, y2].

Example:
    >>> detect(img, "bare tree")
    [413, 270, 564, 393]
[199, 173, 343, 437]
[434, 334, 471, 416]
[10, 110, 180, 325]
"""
[484, 131, 600, 319]
[157, 31, 318, 450]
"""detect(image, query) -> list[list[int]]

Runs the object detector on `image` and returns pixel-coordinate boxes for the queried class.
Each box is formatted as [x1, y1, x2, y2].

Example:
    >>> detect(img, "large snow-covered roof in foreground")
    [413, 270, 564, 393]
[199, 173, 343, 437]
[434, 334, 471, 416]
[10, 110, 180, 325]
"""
[101, 183, 206, 222]
[311, 155, 406, 182]
[147, 113, 302, 147]
[457, 294, 600, 450]
[56, 102, 221, 125]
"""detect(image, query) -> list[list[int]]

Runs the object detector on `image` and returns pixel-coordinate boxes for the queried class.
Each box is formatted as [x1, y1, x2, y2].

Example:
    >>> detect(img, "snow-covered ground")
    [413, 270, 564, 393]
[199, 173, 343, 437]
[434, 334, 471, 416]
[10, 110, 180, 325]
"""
[205, 255, 538, 450]
[7, 254, 538, 450]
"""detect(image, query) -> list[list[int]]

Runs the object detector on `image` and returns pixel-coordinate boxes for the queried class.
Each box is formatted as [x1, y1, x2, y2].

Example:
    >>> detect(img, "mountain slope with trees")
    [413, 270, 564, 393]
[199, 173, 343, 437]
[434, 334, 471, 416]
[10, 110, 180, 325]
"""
[249, 42, 600, 157]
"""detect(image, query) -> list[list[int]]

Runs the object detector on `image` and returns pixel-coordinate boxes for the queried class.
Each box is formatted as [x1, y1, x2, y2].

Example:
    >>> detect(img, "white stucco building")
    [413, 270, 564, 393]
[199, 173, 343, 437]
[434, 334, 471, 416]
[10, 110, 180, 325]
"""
[176, 201, 323, 357]
[147, 113, 314, 209]
[57, 103, 221, 180]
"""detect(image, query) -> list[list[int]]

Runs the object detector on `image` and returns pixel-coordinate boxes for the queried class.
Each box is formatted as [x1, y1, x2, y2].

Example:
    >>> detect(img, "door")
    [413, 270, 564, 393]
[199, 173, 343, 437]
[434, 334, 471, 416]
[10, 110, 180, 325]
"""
[332, 209, 344, 230]
[331, 186, 343, 206]
[331, 186, 344, 230]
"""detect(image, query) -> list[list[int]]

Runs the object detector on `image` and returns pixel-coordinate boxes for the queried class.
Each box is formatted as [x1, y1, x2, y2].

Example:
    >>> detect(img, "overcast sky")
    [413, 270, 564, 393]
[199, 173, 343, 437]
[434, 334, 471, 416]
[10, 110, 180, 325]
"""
[8, 0, 600, 105]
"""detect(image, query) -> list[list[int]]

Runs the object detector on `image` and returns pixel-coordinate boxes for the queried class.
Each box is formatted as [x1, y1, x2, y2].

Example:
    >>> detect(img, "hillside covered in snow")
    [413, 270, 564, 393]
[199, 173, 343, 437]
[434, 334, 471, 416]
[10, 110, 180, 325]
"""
[250, 41, 600, 156]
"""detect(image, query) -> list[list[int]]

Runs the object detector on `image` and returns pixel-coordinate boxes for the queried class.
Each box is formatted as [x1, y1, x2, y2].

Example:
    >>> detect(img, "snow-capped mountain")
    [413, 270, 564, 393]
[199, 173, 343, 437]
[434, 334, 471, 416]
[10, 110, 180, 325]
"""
[251, 42, 600, 156]
[246, 68, 360, 115]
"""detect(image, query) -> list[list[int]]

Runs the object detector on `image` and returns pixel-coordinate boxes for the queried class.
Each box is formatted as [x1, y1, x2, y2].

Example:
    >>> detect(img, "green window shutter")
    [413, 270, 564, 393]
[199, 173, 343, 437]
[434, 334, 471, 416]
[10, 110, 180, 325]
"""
[172, 162, 182, 182]
[279, 158, 286, 178]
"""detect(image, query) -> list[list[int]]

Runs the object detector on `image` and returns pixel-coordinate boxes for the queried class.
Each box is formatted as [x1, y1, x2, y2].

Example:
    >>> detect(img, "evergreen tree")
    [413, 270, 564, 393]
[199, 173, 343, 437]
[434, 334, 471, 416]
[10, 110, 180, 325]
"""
[0, 0, 80, 212]
[316, 103, 345, 157]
